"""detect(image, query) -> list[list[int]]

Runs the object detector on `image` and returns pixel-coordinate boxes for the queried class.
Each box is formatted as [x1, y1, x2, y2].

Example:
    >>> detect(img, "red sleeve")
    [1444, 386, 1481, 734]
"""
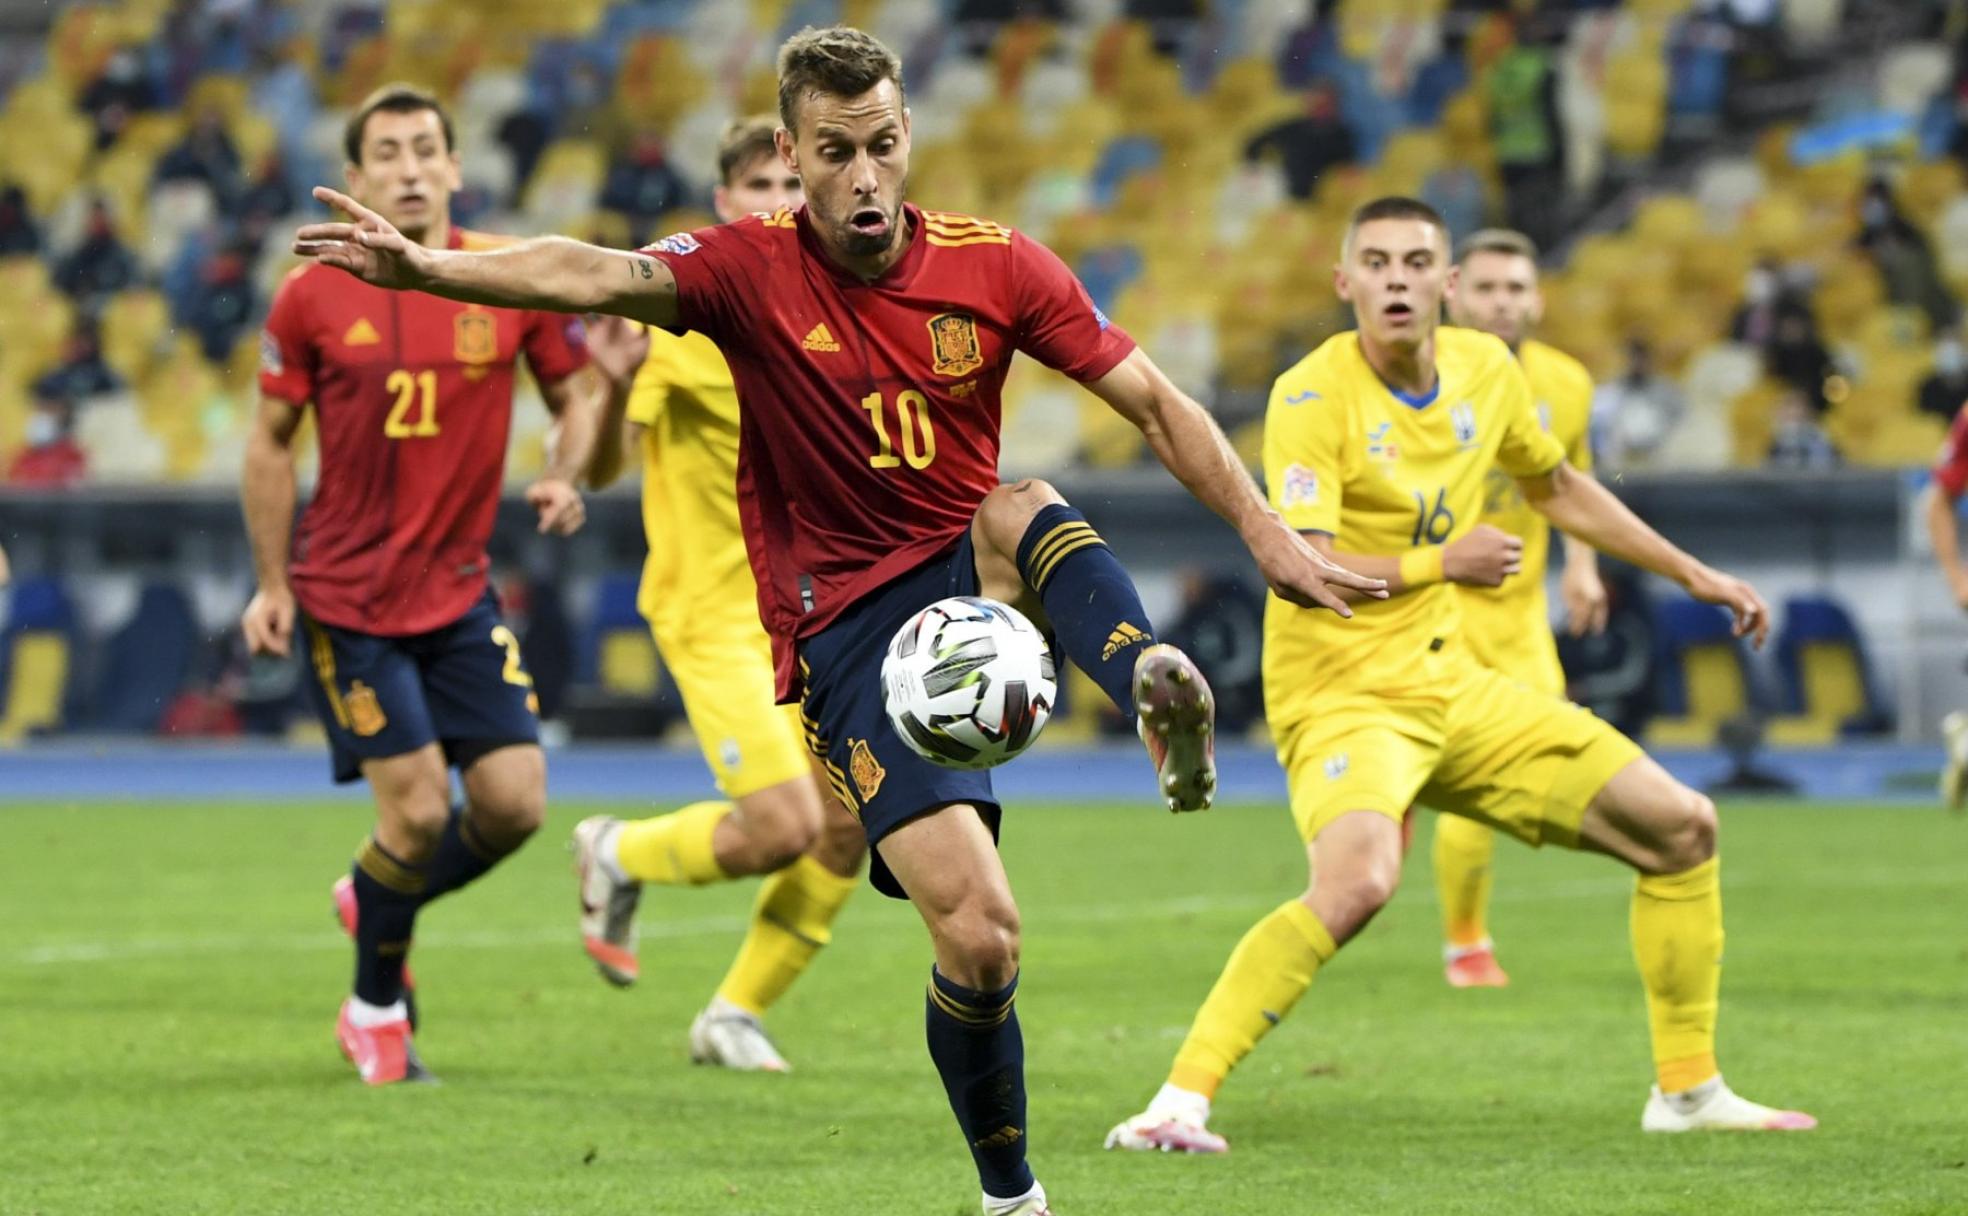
[522, 311, 591, 385]
[1009, 231, 1135, 382]
[637, 218, 769, 345]
[258, 271, 316, 404]
[1937, 408, 1968, 499]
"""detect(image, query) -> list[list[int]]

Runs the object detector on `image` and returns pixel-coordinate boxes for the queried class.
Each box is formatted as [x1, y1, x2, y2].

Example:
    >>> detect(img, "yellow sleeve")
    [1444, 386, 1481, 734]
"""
[1493, 357, 1567, 479]
[1262, 364, 1345, 536]
[624, 337, 676, 429]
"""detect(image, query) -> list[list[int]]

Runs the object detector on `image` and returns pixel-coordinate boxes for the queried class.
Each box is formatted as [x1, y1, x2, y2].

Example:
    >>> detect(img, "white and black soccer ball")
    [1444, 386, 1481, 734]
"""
[881, 596, 1056, 770]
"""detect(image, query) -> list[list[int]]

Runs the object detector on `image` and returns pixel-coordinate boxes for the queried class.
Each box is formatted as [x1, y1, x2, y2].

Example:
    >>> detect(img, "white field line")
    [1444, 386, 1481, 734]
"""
[2, 866, 1956, 968]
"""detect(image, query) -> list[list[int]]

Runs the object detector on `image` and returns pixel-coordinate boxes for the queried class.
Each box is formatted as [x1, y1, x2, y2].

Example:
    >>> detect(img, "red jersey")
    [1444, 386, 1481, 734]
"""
[641, 204, 1136, 699]
[1938, 406, 1968, 499]
[260, 228, 590, 636]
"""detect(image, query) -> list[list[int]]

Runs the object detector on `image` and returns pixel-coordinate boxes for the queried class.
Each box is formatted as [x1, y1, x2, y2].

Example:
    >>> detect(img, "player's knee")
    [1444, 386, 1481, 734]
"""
[1656, 788, 1718, 873]
[477, 785, 546, 842]
[978, 479, 1064, 538]
[1307, 855, 1399, 943]
[814, 811, 867, 875]
[736, 785, 823, 871]
[939, 901, 1022, 990]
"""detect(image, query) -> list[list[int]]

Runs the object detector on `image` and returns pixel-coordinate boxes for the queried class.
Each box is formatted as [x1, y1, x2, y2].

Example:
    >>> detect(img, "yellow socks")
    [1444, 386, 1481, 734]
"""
[1631, 855, 1723, 1094]
[1168, 899, 1336, 1099]
[613, 801, 733, 886]
[715, 855, 859, 1015]
[1433, 813, 1497, 947]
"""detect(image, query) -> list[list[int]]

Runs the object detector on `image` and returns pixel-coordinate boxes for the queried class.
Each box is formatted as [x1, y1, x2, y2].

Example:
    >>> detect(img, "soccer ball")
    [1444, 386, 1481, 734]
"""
[881, 596, 1056, 770]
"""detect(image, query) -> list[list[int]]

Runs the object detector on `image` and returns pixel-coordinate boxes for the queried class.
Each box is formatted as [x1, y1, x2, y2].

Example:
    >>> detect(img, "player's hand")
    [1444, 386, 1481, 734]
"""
[1248, 522, 1388, 617]
[0, 541, 10, 589]
[293, 186, 431, 290]
[586, 314, 650, 387]
[527, 476, 586, 535]
[1443, 525, 1523, 587]
[1683, 563, 1770, 648]
[1561, 559, 1610, 636]
[241, 586, 296, 658]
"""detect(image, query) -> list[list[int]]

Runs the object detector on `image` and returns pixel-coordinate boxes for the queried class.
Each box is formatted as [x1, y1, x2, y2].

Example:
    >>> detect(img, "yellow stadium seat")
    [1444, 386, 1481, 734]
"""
[522, 139, 607, 224]
[1647, 644, 1745, 748]
[0, 633, 70, 745]
[599, 630, 661, 697]
[1766, 641, 1867, 745]
[101, 290, 172, 383]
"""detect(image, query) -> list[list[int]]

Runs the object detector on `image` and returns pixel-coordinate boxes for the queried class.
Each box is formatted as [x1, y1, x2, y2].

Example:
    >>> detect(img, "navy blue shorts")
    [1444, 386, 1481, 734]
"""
[298, 589, 539, 784]
[797, 532, 1000, 900]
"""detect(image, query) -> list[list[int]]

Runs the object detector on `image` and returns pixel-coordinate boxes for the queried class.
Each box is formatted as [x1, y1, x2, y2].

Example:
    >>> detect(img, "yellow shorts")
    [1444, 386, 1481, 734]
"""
[1276, 659, 1641, 848]
[652, 615, 811, 800]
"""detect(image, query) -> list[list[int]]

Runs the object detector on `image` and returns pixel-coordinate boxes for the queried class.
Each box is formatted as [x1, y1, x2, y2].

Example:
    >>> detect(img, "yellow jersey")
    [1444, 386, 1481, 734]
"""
[627, 328, 754, 639]
[1458, 339, 1595, 679]
[1261, 327, 1566, 721]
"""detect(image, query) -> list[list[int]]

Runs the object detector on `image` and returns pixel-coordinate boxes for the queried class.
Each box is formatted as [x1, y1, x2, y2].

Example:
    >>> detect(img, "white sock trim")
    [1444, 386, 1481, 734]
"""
[1147, 1081, 1210, 1124]
[598, 820, 630, 884]
[982, 1180, 1044, 1215]
[346, 996, 409, 1028]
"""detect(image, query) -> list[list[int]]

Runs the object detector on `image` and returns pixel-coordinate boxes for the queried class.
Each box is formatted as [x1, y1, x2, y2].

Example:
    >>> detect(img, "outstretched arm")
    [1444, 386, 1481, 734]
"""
[1086, 348, 1386, 615]
[294, 187, 681, 328]
[1522, 461, 1769, 645]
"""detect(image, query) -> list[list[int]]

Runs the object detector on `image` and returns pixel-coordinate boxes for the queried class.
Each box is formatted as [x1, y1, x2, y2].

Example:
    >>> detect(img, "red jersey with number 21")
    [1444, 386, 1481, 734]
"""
[260, 228, 590, 636]
[641, 204, 1135, 700]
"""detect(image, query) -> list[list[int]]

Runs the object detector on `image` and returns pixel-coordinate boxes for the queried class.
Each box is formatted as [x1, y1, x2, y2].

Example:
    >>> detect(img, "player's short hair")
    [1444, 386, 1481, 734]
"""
[718, 115, 784, 186]
[777, 25, 906, 131]
[1456, 228, 1540, 265]
[1344, 196, 1449, 258]
[344, 83, 455, 165]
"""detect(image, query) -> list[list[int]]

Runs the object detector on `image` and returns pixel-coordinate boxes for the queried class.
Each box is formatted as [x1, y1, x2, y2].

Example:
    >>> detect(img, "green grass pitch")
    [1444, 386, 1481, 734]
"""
[2, 797, 1964, 1215]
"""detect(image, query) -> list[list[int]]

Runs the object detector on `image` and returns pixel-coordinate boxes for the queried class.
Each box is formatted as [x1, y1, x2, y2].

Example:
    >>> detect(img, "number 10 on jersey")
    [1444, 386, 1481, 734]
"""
[863, 389, 936, 470]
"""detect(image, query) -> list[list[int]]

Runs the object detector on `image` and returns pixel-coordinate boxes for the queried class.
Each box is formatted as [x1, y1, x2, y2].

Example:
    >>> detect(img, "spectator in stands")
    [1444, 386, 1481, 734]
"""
[1487, 20, 1565, 250]
[1244, 82, 1355, 201]
[6, 393, 87, 488]
[600, 132, 692, 233]
[1920, 329, 1968, 422]
[0, 184, 41, 256]
[33, 320, 123, 403]
[79, 48, 154, 150]
[155, 106, 243, 208]
[235, 149, 297, 249]
[54, 198, 140, 306]
[1764, 387, 1840, 470]
[1856, 176, 1956, 330]
[1592, 337, 1685, 468]
[1733, 262, 1835, 411]
[185, 240, 257, 361]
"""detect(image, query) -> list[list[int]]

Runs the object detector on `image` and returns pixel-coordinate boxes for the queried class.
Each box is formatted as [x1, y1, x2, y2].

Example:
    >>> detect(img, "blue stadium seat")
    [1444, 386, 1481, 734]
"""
[580, 571, 660, 698]
[91, 583, 198, 734]
[1647, 598, 1755, 748]
[1767, 596, 1889, 744]
[0, 576, 76, 743]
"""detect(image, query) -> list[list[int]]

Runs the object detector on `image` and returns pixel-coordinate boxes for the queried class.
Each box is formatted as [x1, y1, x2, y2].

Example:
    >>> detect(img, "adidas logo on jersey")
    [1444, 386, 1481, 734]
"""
[343, 317, 381, 346]
[802, 323, 841, 353]
[1101, 622, 1149, 662]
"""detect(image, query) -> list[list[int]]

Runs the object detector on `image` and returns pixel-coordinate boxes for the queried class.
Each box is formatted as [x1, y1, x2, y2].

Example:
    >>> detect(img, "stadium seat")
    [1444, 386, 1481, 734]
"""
[580, 572, 661, 698]
[1766, 596, 1887, 746]
[0, 577, 75, 745]
[89, 583, 198, 734]
[1647, 599, 1755, 748]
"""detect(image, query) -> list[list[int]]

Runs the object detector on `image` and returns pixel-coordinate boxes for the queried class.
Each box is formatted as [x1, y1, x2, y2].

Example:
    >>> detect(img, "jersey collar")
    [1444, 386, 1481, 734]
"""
[796, 202, 927, 291]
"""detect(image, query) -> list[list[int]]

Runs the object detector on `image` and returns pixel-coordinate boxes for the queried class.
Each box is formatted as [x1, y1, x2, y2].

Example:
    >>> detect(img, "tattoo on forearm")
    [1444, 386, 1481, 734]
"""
[626, 257, 654, 280]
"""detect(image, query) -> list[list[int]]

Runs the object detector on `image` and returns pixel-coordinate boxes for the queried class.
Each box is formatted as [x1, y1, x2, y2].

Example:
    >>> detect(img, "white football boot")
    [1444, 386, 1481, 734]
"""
[1641, 1076, 1817, 1132]
[690, 999, 791, 1072]
[1941, 711, 1968, 812]
[1105, 1085, 1229, 1154]
[571, 815, 641, 986]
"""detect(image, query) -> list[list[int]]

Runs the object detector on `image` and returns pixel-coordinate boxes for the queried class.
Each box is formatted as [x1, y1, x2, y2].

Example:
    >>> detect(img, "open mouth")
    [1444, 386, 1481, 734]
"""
[848, 206, 890, 238]
[397, 192, 428, 210]
[1383, 301, 1415, 322]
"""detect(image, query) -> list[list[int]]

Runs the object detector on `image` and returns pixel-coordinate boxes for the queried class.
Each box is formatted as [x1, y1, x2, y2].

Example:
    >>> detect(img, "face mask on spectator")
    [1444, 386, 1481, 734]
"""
[25, 412, 60, 447]
[1938, 339, 1965, 377]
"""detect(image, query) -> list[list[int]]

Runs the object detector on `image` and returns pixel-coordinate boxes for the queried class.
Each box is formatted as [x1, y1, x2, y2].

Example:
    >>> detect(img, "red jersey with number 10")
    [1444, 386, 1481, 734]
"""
[260, 228, 590, 636]
[641, 204, 1135, 700]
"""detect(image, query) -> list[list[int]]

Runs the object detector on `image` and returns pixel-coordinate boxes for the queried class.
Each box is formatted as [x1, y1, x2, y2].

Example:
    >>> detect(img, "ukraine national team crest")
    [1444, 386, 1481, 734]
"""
[1451, 401, 1479, 450]
[1366, 422, 1398, 462]
[454, 309, 497, 365]
[1537, 400, 1553, 432]
[1324, 752, 1349, 781]
[849, 737, 886, 802]
[344, 680, 388, 738]
[927, 312, 983, 378]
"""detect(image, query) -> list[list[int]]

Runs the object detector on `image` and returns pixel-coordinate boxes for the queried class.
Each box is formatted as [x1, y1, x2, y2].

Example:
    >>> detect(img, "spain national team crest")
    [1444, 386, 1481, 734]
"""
[927, 312, 983, 378]
[848, 737, 886, 802]
[454, 309, 497, 365]
[345, 680, 388, 738]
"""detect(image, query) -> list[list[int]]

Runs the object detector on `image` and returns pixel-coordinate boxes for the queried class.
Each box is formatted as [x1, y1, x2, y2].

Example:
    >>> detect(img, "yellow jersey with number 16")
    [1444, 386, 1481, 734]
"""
[1261, 327, 1566, 722]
